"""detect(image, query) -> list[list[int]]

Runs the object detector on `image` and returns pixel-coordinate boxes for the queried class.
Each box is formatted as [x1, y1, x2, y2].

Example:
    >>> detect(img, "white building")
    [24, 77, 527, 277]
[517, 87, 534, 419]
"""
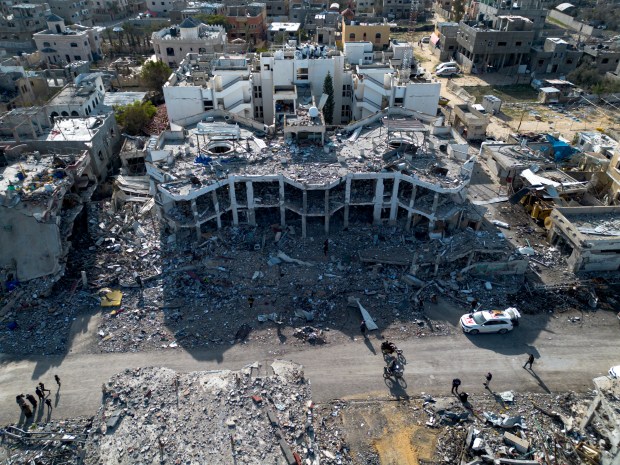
[253, 45, 351, 125]
[164, 44, 441, 127]
[45, 73, 106, 119]
[343, 41, 374, 65]
[152, 17, 227, 68]
[164, 54, 253, 124]
[33, 14, 103, 65]
[267, 22, 301, 42]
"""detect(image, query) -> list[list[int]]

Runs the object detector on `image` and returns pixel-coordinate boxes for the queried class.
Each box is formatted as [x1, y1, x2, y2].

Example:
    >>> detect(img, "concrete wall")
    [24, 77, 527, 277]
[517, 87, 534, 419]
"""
[0, 207, 62, 280]
[548, 10, 602, 37]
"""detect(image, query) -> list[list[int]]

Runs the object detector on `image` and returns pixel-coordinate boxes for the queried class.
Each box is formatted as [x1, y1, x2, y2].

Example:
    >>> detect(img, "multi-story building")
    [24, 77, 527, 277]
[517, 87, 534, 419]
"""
[142, 0, 182, 15]
[33, 14, 103, 65]
[341, 17, 391, 50]
[165, 40, 441, 127]
[164, 54, 253, 123]
[45, 0, 92, 25]
[0, 63, 49, 111]
[383, 0, 411, 20]
[265, 0, 289, 20]
[45, 72, 106, 119]
[170, 2, 226, 22]
[580, 44, 620, 75]
[473, 0, 548, 35]
[455, 15, 535, 74]
[267, 22, 300, 42]
[0, 3, 49, 52]
[152, 18, 227, 67]
[88, 0, 132, 21]
[529, 37, 581, 75]
[432, 22, 459, 61]
[226, 3, 267, 45]
[351, 64, 441, 118]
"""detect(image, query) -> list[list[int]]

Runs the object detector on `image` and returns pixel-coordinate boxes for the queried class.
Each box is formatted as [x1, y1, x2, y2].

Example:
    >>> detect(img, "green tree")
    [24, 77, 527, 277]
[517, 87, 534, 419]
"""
[140, 60, 172, 93]
[322, 72, 335, 125]
[115, 101, 157, 135]
[194, 14, 230, 30]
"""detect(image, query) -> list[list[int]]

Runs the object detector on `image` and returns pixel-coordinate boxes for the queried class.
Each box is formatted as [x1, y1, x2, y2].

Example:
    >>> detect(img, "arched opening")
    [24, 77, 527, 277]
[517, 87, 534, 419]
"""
[61, 111, 69, 116]
[55, 24, 61, 33]
[71, 110, 79, 116]
[349, 33, 355, 40]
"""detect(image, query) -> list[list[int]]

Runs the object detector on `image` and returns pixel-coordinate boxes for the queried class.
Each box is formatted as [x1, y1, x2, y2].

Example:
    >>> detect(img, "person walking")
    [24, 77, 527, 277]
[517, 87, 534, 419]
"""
[45, 398, 53, 413]
[323, 239, 329, 257]
[523, 353, 535, 370]
[35, 387, 44, 402]
[470, 299, 478, 313]
[39, 382, 50, 397]
[360, 320, 367, 337]
[26, 394, 38, 409]
[247, 296, 255, 309]
[483, 372, 492, 388]
[451, 378, 461, 395]
[55, 375, 61, 389]
[21, 403, 33, 418]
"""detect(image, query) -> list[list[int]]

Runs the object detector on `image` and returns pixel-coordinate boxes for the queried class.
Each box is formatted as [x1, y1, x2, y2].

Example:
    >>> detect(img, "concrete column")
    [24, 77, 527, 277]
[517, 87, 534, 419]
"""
[344, 176, 351, 229]
[279, 176, 286, 227]
[212, 190, 221, 229]
[229, 179, 239, 225]
[389, 177, 400, 225]
[405, 185, 417, 231]
[324, 189, 330, 234]
[431, 192, 440, 215]
[372, 178, 384, 225]
[190, 199, 200, 240]
[302, 190, 307, 238]
[246, 181, 255, 226]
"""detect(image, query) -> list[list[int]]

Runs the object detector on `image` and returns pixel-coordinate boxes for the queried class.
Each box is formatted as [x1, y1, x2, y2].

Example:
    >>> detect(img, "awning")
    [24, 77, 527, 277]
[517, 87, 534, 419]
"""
[430, 33, 440, 45]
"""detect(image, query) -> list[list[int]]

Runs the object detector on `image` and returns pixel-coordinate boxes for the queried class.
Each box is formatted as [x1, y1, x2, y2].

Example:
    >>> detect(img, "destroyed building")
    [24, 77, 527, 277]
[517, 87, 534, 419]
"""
[0, 107, 121, 181]
[0, 148, 96, 283]
[547, 206, 620, 272]
[138, 108, 476, 242]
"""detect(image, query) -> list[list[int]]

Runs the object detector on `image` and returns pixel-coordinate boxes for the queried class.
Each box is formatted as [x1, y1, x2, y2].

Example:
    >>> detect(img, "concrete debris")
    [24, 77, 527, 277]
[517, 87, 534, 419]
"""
[483, 412, 526, 429]
[84, 363, 324, 464]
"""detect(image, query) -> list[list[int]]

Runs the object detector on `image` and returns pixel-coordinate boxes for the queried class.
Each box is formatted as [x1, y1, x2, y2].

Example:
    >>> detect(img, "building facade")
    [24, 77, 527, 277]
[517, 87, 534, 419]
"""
[152, 18, 227, 67]
[226, 3, 267, 45]
[33, 14, 103, 65]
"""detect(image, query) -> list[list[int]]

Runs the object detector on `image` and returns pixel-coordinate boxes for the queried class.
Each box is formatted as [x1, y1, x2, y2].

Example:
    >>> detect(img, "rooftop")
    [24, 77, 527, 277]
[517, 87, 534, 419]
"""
[146, 115, 474, 197]
[154, 23, 226, 41]
[0, 151, 89, 207]
[47, 83, 102, 106]
[554, 206, 620, 240]
[43, 116, 107, 142]
[268, 22, 301, 32]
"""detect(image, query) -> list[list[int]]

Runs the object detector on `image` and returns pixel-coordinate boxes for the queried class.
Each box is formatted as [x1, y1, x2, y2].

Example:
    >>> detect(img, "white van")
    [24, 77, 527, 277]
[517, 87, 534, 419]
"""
[436, 66, 459, 77]
[436, 61, 457, 71]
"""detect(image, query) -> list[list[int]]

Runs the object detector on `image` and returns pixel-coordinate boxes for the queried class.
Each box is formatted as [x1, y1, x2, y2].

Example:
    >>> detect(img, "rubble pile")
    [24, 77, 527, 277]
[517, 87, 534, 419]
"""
[0, 417, 93, 464]
[144, 104, 169, 135]
[84, 362, 342, 464]
[315, 377, 620, 464]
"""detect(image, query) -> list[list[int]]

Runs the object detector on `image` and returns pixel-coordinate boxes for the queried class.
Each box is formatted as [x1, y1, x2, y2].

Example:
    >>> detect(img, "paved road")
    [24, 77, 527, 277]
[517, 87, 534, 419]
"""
[1, 314, 618, 424]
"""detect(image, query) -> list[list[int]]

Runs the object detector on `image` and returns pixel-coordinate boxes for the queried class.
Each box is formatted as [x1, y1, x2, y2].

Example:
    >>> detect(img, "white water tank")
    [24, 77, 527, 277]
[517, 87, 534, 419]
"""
[308, 106, 319, 117]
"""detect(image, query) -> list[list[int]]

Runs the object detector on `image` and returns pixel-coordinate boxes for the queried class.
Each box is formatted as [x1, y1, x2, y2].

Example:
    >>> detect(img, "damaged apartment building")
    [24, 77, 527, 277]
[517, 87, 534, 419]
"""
[127, 107, 477, 242]
[0, 105, 121, 284]
[0, 147, 97, 284]
[163, 41, 441, 127]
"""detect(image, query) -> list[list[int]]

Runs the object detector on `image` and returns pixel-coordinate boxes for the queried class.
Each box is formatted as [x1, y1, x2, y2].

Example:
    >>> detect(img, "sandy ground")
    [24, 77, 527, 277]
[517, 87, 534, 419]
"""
[400, 29, 619, 141]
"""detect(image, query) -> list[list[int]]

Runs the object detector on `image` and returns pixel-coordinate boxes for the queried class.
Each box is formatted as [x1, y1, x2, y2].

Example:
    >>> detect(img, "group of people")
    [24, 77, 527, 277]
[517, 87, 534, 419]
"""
[15, 375, 60, 419]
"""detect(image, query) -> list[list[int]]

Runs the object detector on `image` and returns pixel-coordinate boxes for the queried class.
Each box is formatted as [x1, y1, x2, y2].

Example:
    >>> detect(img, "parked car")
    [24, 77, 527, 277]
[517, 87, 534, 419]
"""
[435, 66, 459, 77]
[421, 36, 431, 44]
[610, 365, 620, 378]
[436, 61, 457, 71]
[460, 308, 521, 335]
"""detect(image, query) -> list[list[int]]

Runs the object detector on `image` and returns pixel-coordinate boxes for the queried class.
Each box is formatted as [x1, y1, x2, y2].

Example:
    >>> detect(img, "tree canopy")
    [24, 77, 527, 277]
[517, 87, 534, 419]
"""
[322, 72, 335, 125]
[140, 60, 172, 93]
[115, 101, 157, 135]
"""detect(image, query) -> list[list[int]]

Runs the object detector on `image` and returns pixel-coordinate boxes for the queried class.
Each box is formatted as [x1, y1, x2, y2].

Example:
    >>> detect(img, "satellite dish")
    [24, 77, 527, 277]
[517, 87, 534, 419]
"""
[308, 106, 319, 117]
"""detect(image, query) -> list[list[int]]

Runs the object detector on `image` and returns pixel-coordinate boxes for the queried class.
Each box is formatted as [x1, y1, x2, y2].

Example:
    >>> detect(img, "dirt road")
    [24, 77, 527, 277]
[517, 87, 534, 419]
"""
[1, 307, 618, 424]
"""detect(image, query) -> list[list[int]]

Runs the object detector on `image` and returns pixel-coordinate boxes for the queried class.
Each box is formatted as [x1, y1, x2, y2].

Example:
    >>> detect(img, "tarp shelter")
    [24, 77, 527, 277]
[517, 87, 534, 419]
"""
[546, 134, 578, 162]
